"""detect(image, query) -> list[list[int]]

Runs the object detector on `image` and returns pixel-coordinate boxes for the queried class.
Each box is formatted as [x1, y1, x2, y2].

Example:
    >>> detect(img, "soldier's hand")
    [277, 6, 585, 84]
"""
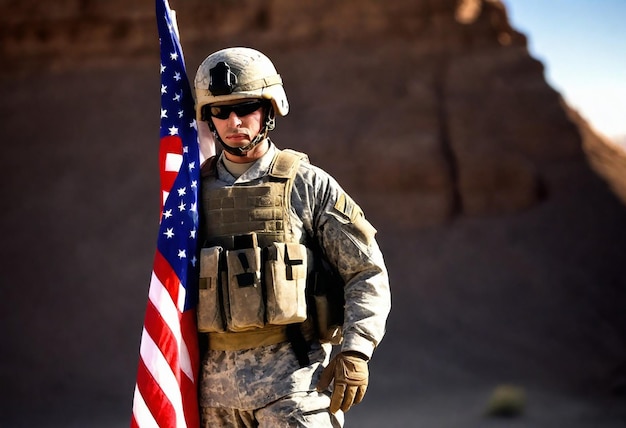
[316, 351, 369, 413]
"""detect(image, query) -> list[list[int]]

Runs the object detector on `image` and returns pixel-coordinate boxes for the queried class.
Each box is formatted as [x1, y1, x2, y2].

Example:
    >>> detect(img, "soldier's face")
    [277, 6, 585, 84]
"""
[210, 99, 265, 151]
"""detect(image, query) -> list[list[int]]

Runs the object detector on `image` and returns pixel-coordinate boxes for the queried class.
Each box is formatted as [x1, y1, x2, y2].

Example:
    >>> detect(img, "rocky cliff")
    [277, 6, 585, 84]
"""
[1, 0, 615, 225]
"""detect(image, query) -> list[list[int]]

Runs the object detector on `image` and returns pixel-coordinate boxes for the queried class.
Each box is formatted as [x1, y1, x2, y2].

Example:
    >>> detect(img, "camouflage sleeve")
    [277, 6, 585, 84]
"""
[293, 163, 391, 359]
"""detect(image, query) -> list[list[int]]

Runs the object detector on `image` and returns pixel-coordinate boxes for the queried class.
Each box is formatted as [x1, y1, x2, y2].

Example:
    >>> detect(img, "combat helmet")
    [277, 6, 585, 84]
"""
[194, 47, 289, 156]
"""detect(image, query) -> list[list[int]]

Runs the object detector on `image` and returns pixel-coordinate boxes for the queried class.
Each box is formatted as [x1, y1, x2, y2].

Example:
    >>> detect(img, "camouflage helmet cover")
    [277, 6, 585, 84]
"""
[194, 47, 289, 121]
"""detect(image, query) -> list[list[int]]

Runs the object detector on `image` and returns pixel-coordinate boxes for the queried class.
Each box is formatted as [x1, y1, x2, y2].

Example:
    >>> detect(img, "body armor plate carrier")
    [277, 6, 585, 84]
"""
[201, 149, 306, 249]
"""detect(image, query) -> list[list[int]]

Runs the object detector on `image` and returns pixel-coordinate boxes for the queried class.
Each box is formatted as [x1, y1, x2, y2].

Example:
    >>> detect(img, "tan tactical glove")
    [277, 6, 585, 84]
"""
[317, 351, 369, 413]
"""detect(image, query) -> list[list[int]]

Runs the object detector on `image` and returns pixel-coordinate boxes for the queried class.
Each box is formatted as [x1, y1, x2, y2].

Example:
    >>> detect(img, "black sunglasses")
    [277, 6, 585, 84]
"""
[206, 100, 265, 120]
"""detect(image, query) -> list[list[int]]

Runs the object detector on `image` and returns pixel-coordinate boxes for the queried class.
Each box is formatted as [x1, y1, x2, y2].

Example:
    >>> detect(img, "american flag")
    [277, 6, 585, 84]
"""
[131, 1, 201, 427]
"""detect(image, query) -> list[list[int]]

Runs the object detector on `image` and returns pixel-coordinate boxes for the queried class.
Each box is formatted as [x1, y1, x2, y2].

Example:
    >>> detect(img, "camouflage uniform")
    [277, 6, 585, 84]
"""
[199, 142, 390, 427]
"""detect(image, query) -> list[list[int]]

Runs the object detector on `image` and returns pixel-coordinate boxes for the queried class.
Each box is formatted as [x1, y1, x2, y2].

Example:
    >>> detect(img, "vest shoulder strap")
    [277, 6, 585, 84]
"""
[270, 149, 309, 180]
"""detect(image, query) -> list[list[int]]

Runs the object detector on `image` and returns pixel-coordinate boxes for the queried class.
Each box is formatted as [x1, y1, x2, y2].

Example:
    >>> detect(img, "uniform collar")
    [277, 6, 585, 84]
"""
[216, 141, 277, 184]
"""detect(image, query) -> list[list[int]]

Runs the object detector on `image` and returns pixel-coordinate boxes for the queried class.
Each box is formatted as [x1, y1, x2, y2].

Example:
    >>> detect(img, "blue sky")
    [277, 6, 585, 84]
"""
[503, 0, 626, 140]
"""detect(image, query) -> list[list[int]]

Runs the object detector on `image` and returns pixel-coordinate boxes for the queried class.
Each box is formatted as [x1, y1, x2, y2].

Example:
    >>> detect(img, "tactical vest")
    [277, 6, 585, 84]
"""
[198, 149, 342, 356]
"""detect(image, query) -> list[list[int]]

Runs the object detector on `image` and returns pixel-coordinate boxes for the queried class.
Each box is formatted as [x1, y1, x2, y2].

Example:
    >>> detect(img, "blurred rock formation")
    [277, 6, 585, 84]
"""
[2, 0, 624, 227]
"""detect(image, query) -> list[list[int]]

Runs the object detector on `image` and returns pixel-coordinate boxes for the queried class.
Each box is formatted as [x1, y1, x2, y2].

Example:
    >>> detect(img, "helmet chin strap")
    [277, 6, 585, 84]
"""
[209, 107, 276, 157]
[217, 127, 268, 157]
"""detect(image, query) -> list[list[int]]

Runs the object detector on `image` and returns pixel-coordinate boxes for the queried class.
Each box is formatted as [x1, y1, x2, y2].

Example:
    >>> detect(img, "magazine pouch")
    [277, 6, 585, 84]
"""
[264, 242, 308, 325]
[198, 246, 225, 333]
[225, 234, 264, 331]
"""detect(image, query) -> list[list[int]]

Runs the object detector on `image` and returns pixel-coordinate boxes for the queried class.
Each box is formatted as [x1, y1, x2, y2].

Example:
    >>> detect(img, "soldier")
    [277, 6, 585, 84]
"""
[194, 47, 391, 427]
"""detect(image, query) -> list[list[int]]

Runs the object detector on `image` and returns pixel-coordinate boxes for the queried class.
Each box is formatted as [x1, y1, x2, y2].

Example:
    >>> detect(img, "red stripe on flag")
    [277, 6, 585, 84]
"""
[152, 250, 180, 307]
[180, 310, 200, 379]
[144, 299, 180, 371]
[136, 355, 177, 426]
[180, 310, 200, 427]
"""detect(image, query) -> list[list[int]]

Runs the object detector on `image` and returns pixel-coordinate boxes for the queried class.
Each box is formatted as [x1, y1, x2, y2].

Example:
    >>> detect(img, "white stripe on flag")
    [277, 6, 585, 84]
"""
[132, 383, 159, 428]
[149, 272, 194, 379]
[139, 327, 186, 426]
[177, 282, 187, 313]
[165, 152, 183, 172]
